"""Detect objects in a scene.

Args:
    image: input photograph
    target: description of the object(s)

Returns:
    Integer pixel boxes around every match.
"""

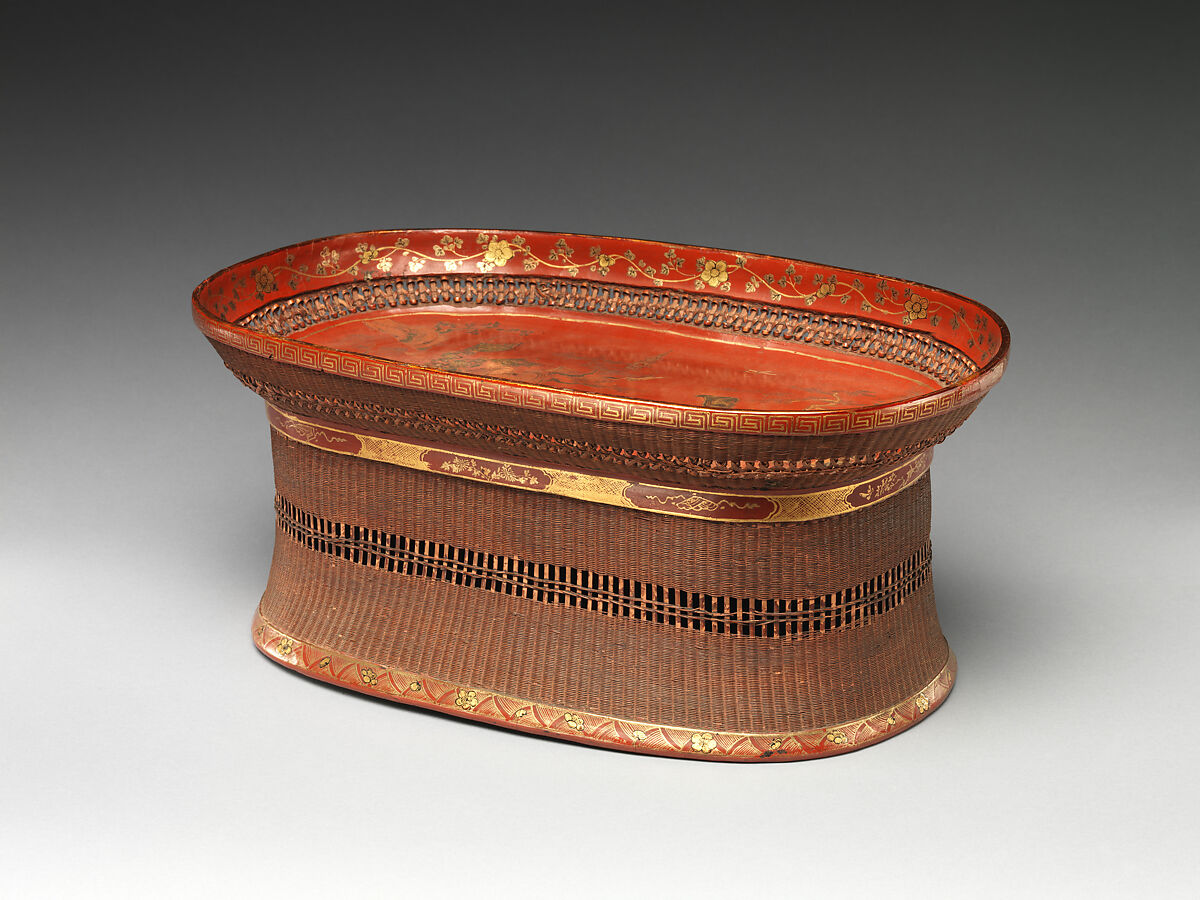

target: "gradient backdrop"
[3,4,1197,897]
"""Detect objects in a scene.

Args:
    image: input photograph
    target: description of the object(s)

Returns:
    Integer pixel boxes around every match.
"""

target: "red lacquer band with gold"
[194,229,1008,438]
[255,611,955,762]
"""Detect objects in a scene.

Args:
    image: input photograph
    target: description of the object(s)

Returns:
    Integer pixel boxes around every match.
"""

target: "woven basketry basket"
[193,229,1008,761]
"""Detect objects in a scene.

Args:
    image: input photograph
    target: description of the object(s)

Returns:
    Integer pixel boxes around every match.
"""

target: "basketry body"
[194,229,1008,760]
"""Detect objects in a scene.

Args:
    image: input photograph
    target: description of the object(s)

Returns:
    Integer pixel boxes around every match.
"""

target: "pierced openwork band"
[266,404,933,524]
[275,494,932,638]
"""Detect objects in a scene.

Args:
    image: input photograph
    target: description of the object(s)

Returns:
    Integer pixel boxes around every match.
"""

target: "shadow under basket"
[193,228,1008,761]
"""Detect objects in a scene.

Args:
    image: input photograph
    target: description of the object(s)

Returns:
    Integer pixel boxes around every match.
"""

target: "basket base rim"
[252,606,956,762]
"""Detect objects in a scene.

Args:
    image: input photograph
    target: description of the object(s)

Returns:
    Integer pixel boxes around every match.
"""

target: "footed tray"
[193,229,1008,761]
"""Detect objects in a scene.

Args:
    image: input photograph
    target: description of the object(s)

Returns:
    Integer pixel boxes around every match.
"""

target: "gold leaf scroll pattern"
[639,493,761,514]
[238,232,994,355]
[435,455,544,487]
[255,612,955,761]
[266,405,935,525]
[285,421,355,447]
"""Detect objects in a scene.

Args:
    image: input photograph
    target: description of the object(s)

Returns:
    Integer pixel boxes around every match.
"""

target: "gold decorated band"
[266,404,932,524]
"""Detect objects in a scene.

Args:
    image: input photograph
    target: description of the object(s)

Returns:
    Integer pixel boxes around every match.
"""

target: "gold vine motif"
[639,493,760,513]
[435,455,543,487]
[238,232,996,356]
[286,421,354,446]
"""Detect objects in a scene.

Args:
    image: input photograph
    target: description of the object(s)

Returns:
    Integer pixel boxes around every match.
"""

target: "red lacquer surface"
[193,229,1010,435]
[293,306,943,411]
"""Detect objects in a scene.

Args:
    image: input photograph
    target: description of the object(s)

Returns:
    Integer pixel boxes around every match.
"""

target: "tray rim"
[193,228,1010,436]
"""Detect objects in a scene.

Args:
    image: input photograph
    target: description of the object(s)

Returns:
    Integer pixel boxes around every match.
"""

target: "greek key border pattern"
[235,371,966,481]
[200,313,1004,436]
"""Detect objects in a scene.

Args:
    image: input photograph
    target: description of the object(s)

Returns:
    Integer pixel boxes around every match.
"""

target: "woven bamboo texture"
[259,430,946,739]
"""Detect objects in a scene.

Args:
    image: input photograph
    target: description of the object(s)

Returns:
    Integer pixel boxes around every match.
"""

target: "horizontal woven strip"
[276,496,931,638]
[266,404,935,523]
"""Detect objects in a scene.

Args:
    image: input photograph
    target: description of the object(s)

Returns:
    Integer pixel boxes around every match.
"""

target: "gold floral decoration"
[225,230,999,367]
[482,238,515,270]
[315,246,340,275]
[253,266,276,295]
[698,258,729,288]
[903,295,928,323]
[252,612,957,762]
[590,247,617,275]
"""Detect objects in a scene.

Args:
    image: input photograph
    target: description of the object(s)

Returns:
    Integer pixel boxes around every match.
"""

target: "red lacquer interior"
[193,229,1008,421]
[293,306,943,412]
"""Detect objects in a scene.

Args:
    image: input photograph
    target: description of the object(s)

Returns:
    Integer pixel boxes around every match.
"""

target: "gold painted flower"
[360,667,378,686]
[768,738,782,752]
[318,656,331,669]
[631,730,647,743]
[408,258,425,273]
[591,251,617,275]
[409,681,421,691]
[276,638,294,656]
[691,732,718,754]
[886,711,898,726]
[699,259,729,287]
[483,239,515,268]
[915,694,930,713]
[904,296,929,321]
[316,247,340,275]
[514,708,528,719]
[376,256,393,273]
[356,242,380,264]
[253,266,276,294]
[826,730,847,745]
[455,688,479,711]
[564,712,585,732]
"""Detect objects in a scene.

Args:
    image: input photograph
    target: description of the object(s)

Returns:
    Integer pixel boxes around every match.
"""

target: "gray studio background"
[3,5,1197,897]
